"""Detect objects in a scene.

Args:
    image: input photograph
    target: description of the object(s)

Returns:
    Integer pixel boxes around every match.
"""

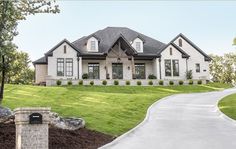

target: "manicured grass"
[218,93,236,120]
[2,83,232,136]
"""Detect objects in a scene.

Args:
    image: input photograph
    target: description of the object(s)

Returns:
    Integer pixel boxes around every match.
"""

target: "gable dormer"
[131,37,144,53]
[86,36,99,52]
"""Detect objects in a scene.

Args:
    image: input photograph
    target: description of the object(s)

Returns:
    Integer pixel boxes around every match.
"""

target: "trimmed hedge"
[102,80,107,85]
[56,80,61,86]
[114,80,119,85]
[137,81,142,86]
[126,80,130,85]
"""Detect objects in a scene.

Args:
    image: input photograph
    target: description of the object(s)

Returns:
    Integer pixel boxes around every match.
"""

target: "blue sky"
[13,1,236,61]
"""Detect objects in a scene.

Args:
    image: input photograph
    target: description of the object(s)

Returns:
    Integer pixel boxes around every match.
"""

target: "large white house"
[33,27,211,85]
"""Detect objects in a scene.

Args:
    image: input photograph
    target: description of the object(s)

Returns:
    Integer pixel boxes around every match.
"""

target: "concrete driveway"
[101,88,236,149]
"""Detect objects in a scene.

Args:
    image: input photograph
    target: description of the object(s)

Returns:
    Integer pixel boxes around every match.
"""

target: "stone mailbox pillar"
[14,107,51,149]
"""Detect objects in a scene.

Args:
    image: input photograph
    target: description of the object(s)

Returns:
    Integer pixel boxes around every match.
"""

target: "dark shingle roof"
[32,56,47,65]
[72,27,166,55]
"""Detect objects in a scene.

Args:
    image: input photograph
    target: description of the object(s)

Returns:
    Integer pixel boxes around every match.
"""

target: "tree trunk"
[0,55,5,104]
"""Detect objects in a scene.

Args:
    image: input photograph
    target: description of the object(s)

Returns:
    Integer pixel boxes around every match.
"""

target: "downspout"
[159,57,162,80]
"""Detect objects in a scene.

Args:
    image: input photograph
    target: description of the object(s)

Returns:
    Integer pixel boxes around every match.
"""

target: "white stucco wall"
[86,37,99,52]
[160,45,187,80]
[173,37,210,80]
[35,64,48,83]
[47,42,79,79]
[131,38,143,53]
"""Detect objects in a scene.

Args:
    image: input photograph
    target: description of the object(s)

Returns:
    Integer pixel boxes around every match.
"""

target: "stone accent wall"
[14,107,50,149]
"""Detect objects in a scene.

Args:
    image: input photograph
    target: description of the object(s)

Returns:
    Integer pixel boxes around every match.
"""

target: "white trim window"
[91,41,96,51]
[136,42,141,52]
[66,58,73,77]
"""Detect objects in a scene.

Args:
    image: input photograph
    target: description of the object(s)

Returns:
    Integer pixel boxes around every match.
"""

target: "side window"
[165,60,172,76]
[179,38,182,47]
[196,63,200,73]
[57,58,64,76]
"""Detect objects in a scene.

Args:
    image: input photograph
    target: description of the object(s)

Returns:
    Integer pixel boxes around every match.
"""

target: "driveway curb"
[215,95,236,126]
[99,94,178,149]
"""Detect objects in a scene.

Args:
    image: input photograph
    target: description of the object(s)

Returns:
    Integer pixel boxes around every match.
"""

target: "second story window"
[64,45,67,53]
[136,42,141,51]
[170,47,172,55]
[91,41,96,51]
[179,38,182,47]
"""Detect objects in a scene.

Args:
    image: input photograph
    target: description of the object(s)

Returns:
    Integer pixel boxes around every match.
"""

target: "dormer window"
[87,36,99,52]
[136,42,141,51]
[132,38,143,53]
[91,41,96,51]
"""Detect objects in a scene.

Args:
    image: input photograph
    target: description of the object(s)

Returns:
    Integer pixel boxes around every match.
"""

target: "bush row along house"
[33,27,211,86]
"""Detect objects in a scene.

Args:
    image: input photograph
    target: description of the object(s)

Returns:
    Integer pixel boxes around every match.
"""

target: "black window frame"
[135,63,146,79]
[65,58,73,77]
[88,63,100,79]
[165,59,172,77]
[172,60,179,76]
[196,63,200,73]
[112,63,123,79]
[57,58,64,76]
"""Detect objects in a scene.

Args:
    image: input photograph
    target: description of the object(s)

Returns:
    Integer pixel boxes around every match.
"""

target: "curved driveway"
[101,88,236,149]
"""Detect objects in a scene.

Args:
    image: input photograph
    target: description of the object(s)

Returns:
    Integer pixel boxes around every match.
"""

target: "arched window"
[179,39,182,47]
[170,47,172,55]
[64,45,67,54]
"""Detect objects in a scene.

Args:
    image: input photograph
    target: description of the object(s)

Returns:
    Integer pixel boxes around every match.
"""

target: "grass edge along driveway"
[218,92,236,121]
[3,83,232,136]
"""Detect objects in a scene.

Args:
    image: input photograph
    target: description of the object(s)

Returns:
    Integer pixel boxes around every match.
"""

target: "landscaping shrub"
[179,80,184,85]
[169,80,174,85]
[197,80,202,85]
[158,80,164,85]
[102,80,107,85]
[82,73,88,79]
[148,80,153,85]
[78,80,83,85]
[186,70,193,80]
[189,80,194,85]
[148,74,157,79]
[126,80,130,85]
[67,80,72,86]
[90,81,94,86]
[114,80,119,85]
[137,81,142,86]
[56,80,61,86]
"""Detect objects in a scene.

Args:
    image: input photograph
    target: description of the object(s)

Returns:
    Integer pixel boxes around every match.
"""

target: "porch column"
[78,57,83,79]
[105,57,109,79]
[131,56,135,79]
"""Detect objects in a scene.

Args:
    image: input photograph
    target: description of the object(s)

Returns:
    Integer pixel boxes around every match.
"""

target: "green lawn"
[218,93,236,120]
[2,83,232,136]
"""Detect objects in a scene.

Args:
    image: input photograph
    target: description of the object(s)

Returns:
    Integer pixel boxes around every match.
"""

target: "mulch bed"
[0,122,114,149]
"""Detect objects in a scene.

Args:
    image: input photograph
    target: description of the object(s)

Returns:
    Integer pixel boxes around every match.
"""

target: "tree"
[209,53,236,83]
[0,0,59,104]
[5,50,34,84]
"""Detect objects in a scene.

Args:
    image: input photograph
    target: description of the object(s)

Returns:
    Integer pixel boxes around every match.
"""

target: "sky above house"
[13,1,236,61]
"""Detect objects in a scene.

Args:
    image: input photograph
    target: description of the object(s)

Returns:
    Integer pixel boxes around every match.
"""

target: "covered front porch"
[80,34,158,80]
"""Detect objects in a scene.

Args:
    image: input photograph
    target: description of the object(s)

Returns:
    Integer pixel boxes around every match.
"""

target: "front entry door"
[112,63,123,79]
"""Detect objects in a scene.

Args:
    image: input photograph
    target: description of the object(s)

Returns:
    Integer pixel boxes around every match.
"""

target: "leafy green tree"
[210,53,236,83]
[0,0,59,104]
[4,50,34,84]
